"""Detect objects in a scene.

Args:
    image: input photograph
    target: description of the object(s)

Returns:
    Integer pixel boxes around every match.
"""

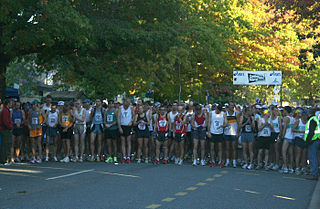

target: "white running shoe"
[247,164,254,170]
[232,160,237,168]
[242,163,248,169]
[200,160,206,166]
[178,159,183,165]
[53,156,58,162]
[192,159,197,166]
[137,159,141,164]
[60,156,70,163]
[145,158,149,164]
[225,160,230,167]
[45,157,49,162]
[272,164,279,171]
[175,158,179,165]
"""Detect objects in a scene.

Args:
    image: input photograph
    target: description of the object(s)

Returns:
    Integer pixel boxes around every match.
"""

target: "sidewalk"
[308,178,320,209]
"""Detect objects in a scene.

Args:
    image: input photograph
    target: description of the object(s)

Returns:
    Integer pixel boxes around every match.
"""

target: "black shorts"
[46,127,58,137]
[194,129,206,140]
[294,137,306,149]
[12,128,24,137]
[60,128,73,139]
[23,128,29,137]
[257,136,271,150]
[210,134,223,143]
[157,131,168,141]
[136,129,150,138]
[105,129,119,140]
[174,133,185,142]
[186,132,193,142]
[121,126,133,137]
[270,132,279,144]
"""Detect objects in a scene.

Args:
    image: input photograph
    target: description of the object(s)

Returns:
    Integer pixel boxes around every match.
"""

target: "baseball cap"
[84,99,91,103]
[262,104,268,109]
[264,110,270,114]
[256,105,262,109]
[31,99,40,105]
[58,101,64,106]
[154,102,160,107]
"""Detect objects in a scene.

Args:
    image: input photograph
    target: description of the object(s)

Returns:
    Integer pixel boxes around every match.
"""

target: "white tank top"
[147,110,153,131]
[294,118,306,139]
[224,111,238,136]
[85,107,92,123]
[272,116,280,133]
[284,116,295,140]
[185,111,194,132]
[169,111,178,131]
[258,118,272,137]
[120,106,132,126]
[210,111,225,134]
[74,108,85,124]
[47,111,58,127]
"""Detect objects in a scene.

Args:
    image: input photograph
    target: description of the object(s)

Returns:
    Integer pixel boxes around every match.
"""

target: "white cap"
[316,111,320,119]
[262,104,268,109]
[58,101,64,106]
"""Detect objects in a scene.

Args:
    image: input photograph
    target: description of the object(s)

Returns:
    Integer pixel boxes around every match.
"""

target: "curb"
[308,178,320,209]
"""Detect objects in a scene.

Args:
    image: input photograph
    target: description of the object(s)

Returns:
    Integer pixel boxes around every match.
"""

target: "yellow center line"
[273,195,296,201]
[221,171,229,174]
[186,186,198,191]
[214,174,222,177]
[162,197,176,202]
[196,182,207,186]
[206,178,215,181]
[175,192,188,196]
[0,168,42,174]
[145,204,162,209]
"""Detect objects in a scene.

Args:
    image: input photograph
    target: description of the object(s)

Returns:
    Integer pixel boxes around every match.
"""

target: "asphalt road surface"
[0,162,317,209]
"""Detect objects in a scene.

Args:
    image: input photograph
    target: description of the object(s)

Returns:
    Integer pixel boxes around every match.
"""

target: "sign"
[233,71,282,85]
[273,86,280,94]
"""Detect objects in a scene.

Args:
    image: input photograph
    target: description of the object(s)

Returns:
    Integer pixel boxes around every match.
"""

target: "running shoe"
[60,156,70,163]
[175,158,179,165]
[264,165,270,171]
[53,156,58,162]
[279,167,289,174]
[79,157,83,163]
[105,157,113,163]
[137,159,141,164]
[295,168,301,175]
[247,164,254,170]
[242,164,248,169]
[113,157,118,165]
[225,160,230,167]
[232,160,237,168]
[15,157,21,163]
[210,161,214,167]
[100,155,105,162]
[289,168,294,174]
[256,164,263,170]
[89,155,95,162]
[4,162,11,166]
[145,158,149,164]
[192,159,197,166]
[267,163,274,170]
[201,160,206,166]
[272,164,280,171]
[121,157,126,163]
[153,159,159,164]
[45,157,49,162]
[96,155,101,162]
[219,161,224,168]
[178,159,183,165]
[126,158,130,164]
[163,159,167,164]
[301,167,308,175]
[36,158,42,163]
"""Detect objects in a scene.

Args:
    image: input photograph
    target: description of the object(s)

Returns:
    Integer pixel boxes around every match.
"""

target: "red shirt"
[175,115,186,134]
[157,114,168,132]
[0,107,13,130]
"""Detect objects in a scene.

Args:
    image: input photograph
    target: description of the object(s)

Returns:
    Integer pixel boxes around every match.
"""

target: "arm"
[258,118,268,132]
[292,120,300,133]
[133,114,138,126]
[154,115,158,133]
[3,109,13,130]
[281,117,289,138]
[191,114,196,129]
[306,120,317,145]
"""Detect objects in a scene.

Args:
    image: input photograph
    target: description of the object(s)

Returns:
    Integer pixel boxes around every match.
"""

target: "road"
[0,161,317,209]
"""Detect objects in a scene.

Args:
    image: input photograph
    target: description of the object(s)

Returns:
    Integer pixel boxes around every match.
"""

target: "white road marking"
[45,169,94,180]
[95,171,140,178]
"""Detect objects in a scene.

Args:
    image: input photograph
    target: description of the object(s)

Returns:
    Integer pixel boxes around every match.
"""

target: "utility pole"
[178,63,181,104]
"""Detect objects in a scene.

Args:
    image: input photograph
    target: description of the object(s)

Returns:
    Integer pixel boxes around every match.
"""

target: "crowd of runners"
[0,94,319,179]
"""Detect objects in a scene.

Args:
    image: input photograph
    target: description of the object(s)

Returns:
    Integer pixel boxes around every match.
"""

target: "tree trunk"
[0,54,10,102]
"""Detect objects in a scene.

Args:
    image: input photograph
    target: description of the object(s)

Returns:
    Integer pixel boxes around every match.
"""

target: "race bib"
[50,118,57,124]
[245,125,252,132]
[62,116,69,123]
[32,117,39,125]
[138,123,146,130]
[14,119,21,124]
[214,121,220,128]
[95,114,102,121]
[159,120,167,127]
[263,128,270,135]
[107,115,113,122]
[176,124,181,130]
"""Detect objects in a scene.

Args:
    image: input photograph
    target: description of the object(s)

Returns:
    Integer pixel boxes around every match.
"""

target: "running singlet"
[258,118,272,137]
[60,112,71,127]
[294,118,306,139]
[224,111,238,136]
[30,110,41,130]
[42,104,51,113]
[120,106,132,126]
[175,115,186,134]
[106,108,117,130]
[85,107,92,123]
[157,115,168,132]
[185,111,194,132]
[74,108,86,125]
[195,113,206,131]
[284,116,295,140]
[12,110,23,128]
[92,108,103,125]
[272,116,280,133]
[137,114,148,131]
[48,111,58,127]
[210,111,224,134]
[169,111,178,130]
[242,116,252,133]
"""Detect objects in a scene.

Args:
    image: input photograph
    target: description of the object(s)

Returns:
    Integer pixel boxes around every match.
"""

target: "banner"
[233,71,282,85]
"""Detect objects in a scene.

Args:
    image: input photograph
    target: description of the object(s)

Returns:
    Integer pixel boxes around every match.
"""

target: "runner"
[292,109,307,175]
[185,101,194,160]
[21,102,31,162]
[73,100,86,162]
[173,104,187,165]
[256,109,273,170]
[134,105,150,163]
[191,104,207,166]
[83,99,92,158]
[280,106,295,174]
[224,102,240,168]
[154,105,169,164]
[28,100,46,163]
[45,103,59,162]
[271,107,282,171]
[118,99,134,163]
[168,102,178,162]
[59,103,74,163]
[239,107,255,170]
[89,98,105,162]
[10,101,25,163]
[104,100,119,164]
[208,104,226,168]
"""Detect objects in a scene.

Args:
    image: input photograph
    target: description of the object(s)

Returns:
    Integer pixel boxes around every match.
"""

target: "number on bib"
[32,117,39,125]
[107,115,113,122]
[245,125,252,132]
[138,123,146,130]
[159,120,166,127]
[50,118,56,124]
[62,116,69,123]
[14,119,21,124]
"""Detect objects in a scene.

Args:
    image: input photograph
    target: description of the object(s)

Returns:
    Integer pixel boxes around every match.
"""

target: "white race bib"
[138,123,146,130]
[14,119,21,124]
[159,120,167,127]
[62,116,69,123]
[107,115,113,122]
[32,117,39,125]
